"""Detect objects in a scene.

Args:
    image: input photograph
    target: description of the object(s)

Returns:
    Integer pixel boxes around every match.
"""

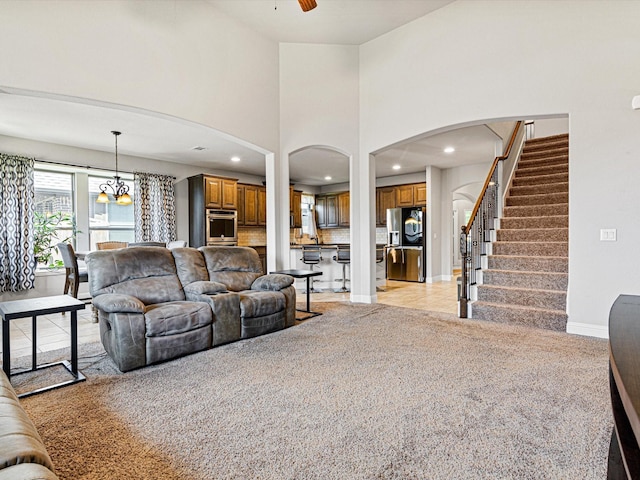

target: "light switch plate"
[600,229,617,241]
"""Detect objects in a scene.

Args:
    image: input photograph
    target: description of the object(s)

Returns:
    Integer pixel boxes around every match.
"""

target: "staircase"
[471,133,569,331]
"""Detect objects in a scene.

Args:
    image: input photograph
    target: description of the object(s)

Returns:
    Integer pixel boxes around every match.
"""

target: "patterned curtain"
[134,172,177,243]
[0,154,36,292]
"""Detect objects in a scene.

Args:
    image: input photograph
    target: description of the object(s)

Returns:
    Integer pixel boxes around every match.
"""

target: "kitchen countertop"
[290,244,387,249]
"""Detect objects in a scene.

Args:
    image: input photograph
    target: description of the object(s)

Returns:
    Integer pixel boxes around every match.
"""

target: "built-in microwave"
[206,210,238,245]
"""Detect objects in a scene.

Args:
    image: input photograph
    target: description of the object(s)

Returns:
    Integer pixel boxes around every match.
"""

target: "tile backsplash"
[238,227,267,246]
[289,227,388,245]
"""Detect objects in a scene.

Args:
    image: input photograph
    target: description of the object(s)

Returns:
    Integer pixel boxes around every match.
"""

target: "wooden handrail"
[464,121,523,233]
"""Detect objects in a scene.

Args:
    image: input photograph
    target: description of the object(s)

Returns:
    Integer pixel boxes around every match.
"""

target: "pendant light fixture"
[96,131,132,205]
[298,0,317,12]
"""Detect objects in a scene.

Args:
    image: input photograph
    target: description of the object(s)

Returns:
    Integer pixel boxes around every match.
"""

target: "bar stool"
[332,244,350,293]
[301,245,323,293]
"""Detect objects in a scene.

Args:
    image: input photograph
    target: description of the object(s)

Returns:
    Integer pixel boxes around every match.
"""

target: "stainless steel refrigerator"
[386,207,425,282]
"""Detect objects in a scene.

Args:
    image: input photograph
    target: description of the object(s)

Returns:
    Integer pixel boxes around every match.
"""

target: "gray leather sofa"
[86,246,295,372]
[0,370,59,480]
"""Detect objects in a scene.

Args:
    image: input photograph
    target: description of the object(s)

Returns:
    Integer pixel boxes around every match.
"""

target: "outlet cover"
[600,229,617,241]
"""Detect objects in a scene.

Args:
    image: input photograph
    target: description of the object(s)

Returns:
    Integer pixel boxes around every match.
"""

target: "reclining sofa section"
[86,246,295,372]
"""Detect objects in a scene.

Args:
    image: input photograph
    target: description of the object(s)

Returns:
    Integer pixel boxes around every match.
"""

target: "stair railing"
[459,121,524,318]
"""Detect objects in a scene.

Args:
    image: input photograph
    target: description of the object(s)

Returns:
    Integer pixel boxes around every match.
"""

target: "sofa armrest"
[92,294,145,314]
[251,274,294,291]
[184,280,228,296]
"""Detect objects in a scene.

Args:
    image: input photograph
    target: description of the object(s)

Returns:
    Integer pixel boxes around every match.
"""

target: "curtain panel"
[134,172,177,243]
[0,154,36,292]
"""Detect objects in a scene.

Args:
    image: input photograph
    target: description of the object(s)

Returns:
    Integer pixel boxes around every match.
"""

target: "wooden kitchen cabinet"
[316,194,339,229]
[188,174,239,247]
[376,187,396,226]
[338,191,350,227]
[395,184,415,207]
[237,185,245,225]
[258,186,267,226]
[243,185,259,226]
[292,190,302,228]
[414,183,427,206]
[236,183,266,227]
[204,175,238,210]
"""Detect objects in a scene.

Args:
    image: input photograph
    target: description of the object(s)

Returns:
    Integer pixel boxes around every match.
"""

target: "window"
[33,170,75,267]
[88,175,135,249]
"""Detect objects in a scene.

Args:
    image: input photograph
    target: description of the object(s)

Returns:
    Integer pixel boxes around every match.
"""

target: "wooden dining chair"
[96,241,128,250]
[128,241,166,247]
[56,243,88,298]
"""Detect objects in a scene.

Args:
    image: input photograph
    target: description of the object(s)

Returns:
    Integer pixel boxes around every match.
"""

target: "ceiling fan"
[298,0,317,12]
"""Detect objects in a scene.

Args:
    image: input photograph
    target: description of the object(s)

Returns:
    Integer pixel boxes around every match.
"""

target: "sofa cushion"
[183,281,228,296]
[171,248,209,286]
[238,290,285,318]
[144,301,212,337]
[87,247,185,304]
[208,271,262,292]
[0,372,55,475]
[199,246,263,291]
[252,274,294,291]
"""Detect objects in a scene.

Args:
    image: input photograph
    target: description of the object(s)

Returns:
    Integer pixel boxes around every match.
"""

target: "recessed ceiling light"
[392,164,401,170]
[231,156,241,162]
[444,146,455,154]
[324,176,332,181]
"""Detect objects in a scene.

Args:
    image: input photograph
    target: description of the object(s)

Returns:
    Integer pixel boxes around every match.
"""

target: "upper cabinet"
[376,183,426,226]
[291,190,302,228]
[237,183,266,227]
[203,175,238,210]
[316,192,349,229]
[376,187,396,226]
[338,192,350,227]
[316,194,339,229]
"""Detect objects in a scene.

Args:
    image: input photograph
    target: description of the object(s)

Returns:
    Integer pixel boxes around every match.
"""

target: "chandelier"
[96,131,132,205]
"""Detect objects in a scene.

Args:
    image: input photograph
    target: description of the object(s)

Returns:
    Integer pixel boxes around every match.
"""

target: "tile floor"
[1,277,459,362]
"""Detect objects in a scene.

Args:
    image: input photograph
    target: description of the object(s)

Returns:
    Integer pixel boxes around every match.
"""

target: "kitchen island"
[290,244,386,292]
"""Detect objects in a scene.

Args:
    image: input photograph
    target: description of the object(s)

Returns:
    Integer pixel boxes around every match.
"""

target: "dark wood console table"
[608,295,640,479]
[0,295,86,398]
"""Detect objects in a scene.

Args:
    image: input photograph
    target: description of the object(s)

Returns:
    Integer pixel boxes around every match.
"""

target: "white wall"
[279,43,360,269]
[0,0,280,153]
[359,0,640,335]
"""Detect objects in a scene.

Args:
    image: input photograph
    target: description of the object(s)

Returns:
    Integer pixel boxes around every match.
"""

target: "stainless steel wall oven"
[206,209,238,245]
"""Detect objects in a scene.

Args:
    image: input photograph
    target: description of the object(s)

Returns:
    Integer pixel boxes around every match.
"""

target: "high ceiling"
[206,0,455,45]
[0,0,505,188]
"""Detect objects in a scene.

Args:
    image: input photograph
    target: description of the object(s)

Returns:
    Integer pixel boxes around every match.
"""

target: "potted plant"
[33,211,79,268]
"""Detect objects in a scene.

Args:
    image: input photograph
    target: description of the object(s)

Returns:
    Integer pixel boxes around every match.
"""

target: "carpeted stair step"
[509,182,568,197]
[518,154,568,169]
[482,269,568,290]
[521,134,568,150]
[488,255,568,273]
[471,301,568,332]
[505,192,568,207]
[512,172,568,187]
[515,163,568,177]
[500,215,568,229]
[492,241,567,257]
[503,204,568,218]
[497,227,567,242]
[520,147,568,161]
[476,284,567,310]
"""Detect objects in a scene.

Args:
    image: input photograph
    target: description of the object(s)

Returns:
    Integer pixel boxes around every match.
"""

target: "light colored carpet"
[17,302,611,479]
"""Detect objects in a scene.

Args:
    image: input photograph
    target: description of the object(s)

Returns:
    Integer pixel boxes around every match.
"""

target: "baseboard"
[566,321,609,339]
[350,294,377,304]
